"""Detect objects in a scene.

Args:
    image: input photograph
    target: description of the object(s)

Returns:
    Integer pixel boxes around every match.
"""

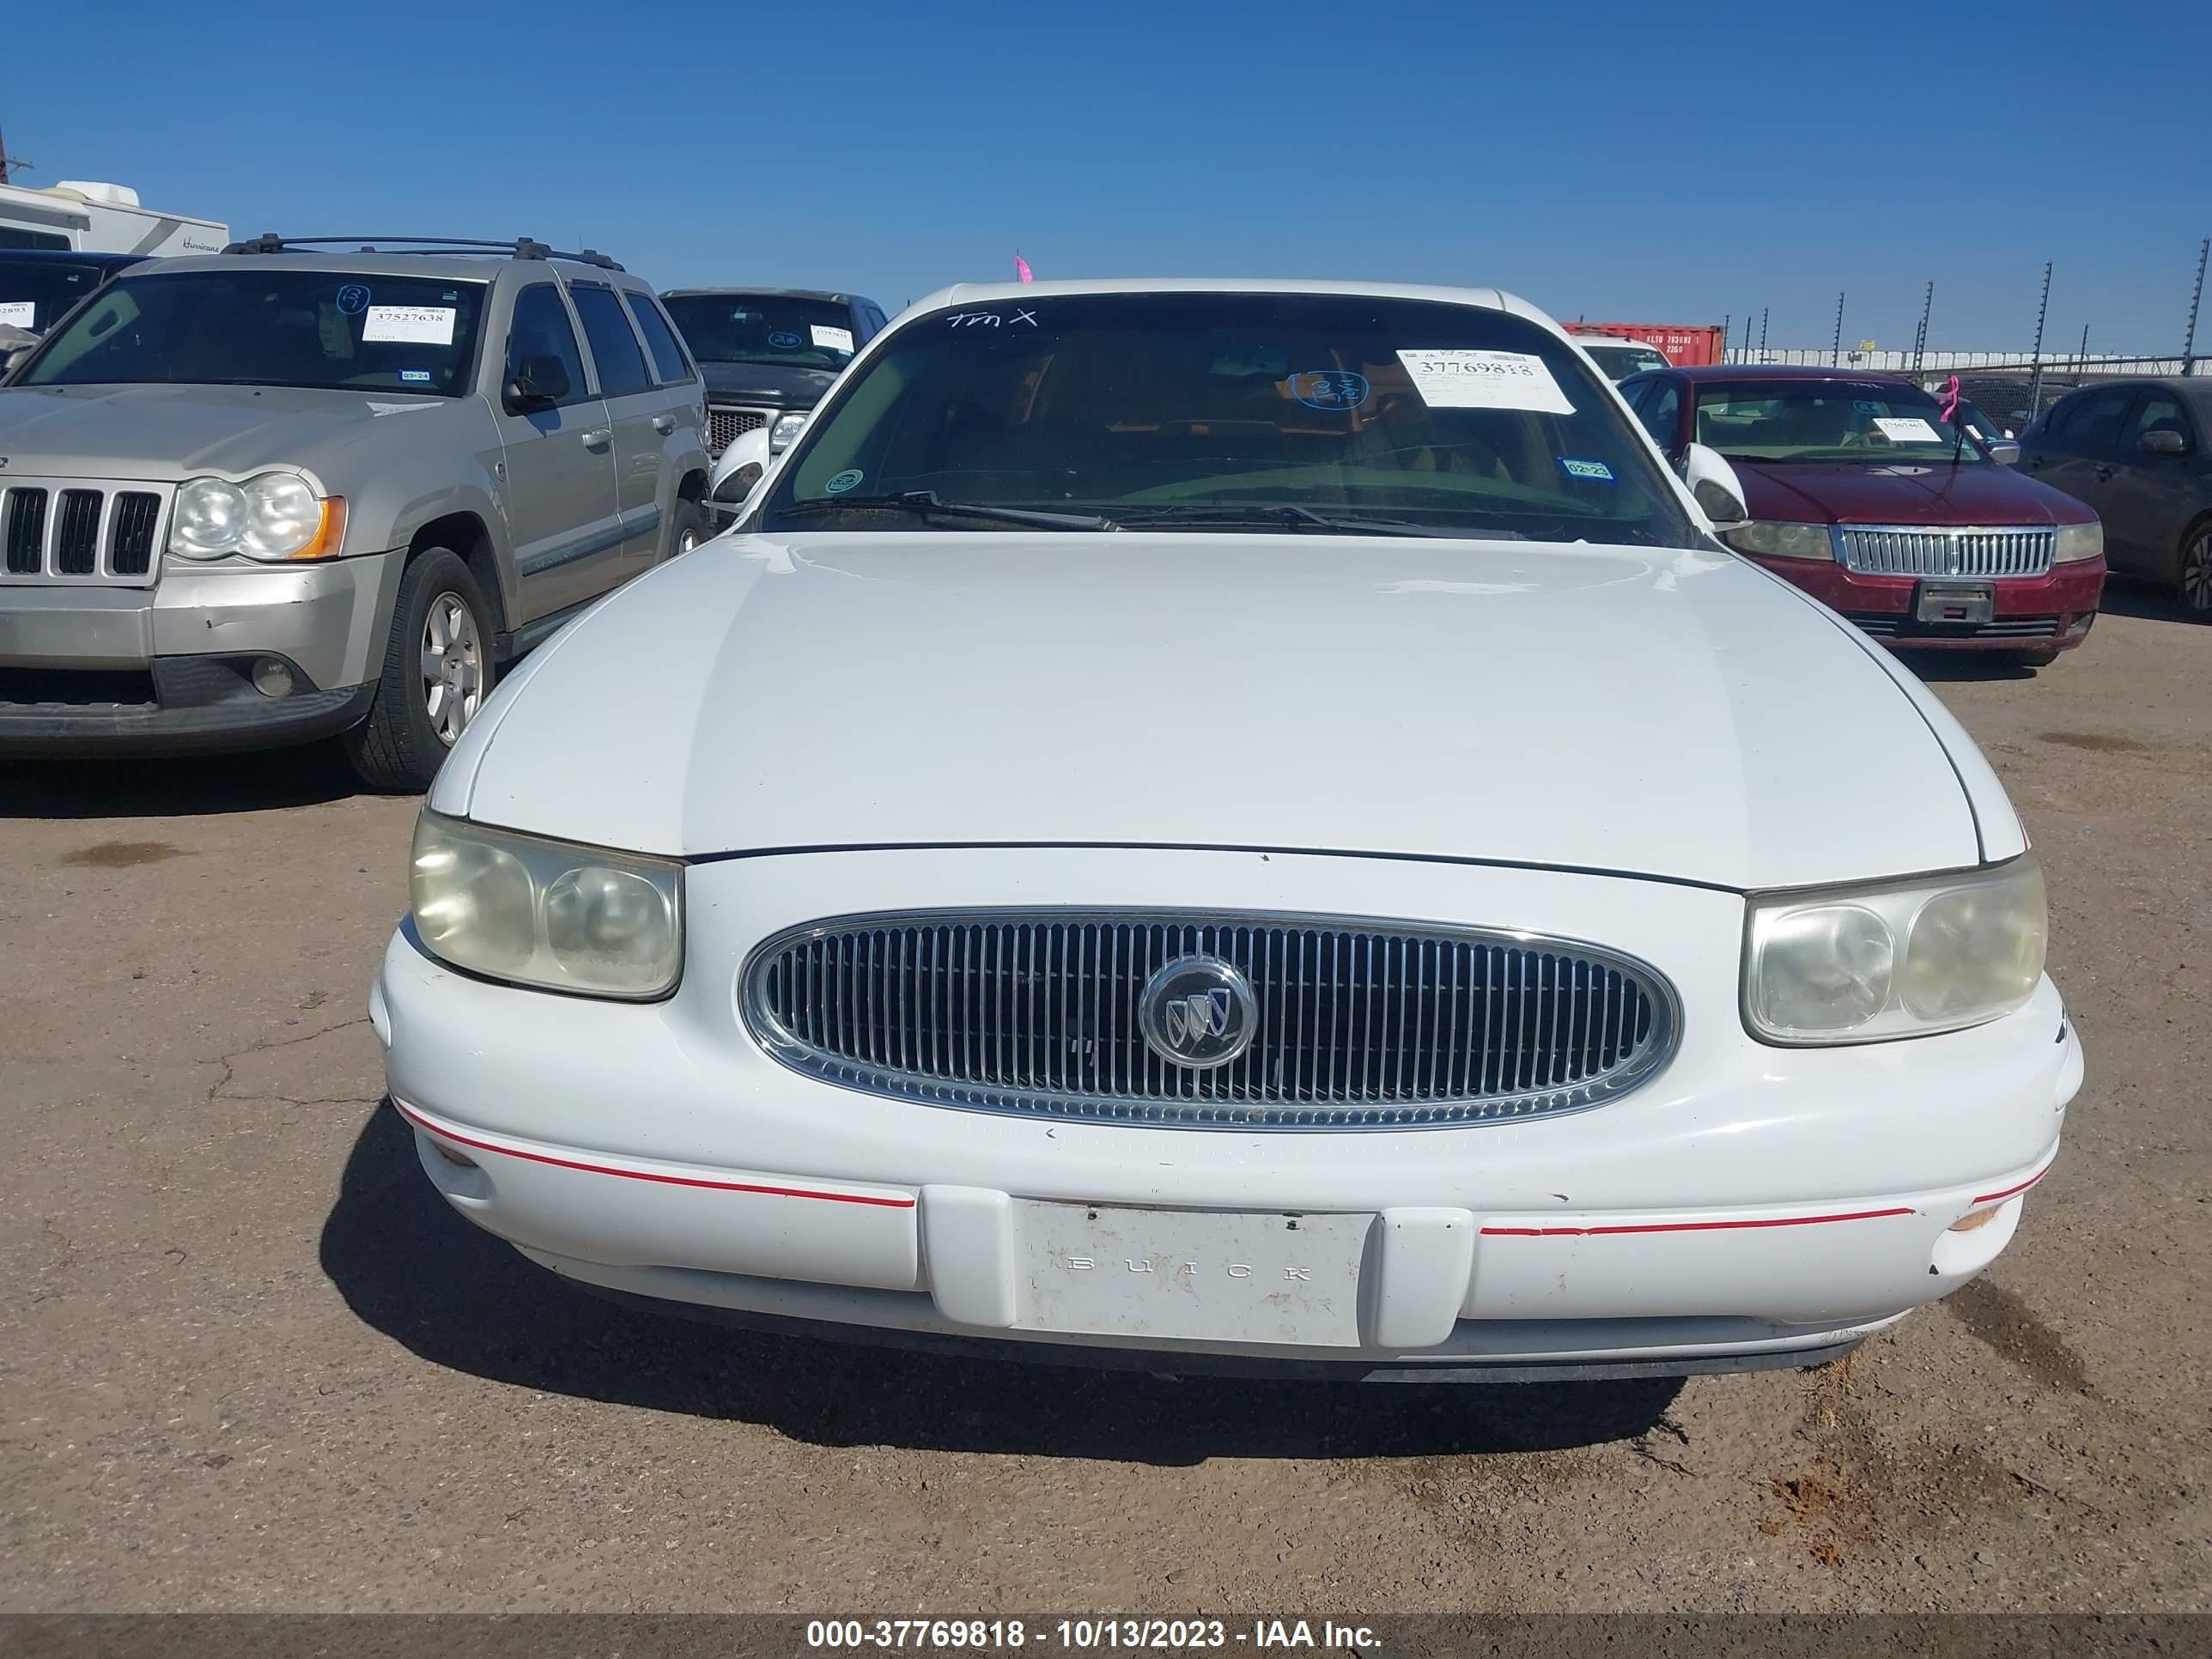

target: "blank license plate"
[1917,580,1994,624]
[1016,1202,1371,1347]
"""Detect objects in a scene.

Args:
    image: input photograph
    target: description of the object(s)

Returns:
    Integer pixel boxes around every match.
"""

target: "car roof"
[907,276,1536,325]
[0,248,148,269]
[2050,376,2212,408]
[123,251,651,286]
[662,287,872,307]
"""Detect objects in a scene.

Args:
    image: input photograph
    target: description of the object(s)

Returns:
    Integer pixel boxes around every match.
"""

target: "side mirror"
[0,343,32,380]
[2139,428,2188,456]
[1680,441,1751,529]
[709,426,772,517]
[502,353,570,415]
[1986,439,2023,465]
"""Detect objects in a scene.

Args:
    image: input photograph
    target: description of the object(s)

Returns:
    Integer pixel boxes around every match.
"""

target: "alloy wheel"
[420,592,483,746]
[2183,529,2212,616]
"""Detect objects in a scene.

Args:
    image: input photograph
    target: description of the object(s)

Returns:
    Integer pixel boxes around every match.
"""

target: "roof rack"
[220,235,624,271]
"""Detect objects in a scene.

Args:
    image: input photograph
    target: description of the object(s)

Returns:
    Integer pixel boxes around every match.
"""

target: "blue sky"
[9,0,2208,351]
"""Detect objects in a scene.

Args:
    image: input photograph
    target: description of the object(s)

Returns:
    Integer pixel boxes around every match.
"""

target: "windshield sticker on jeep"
[824,469,864,494]
[399,368,432,383]
[1873,416,1942,444]
[1396,349,1575,415]
[336,284,371,315]
[768,330,803,349]
[810,325,856,354]
[1290,370,1370,410]
[1559,457,1616,483]
[362,305,457,345]
[0,301,33,328]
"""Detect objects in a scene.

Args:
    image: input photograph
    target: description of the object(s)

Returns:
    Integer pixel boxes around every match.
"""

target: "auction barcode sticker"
[362,305,457,345]
[1397,349,1574,414]
[1873,416,1942,444]
[0,301,34,328]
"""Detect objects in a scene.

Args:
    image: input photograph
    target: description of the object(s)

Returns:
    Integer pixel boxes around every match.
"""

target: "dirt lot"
[3,592,2206,1616]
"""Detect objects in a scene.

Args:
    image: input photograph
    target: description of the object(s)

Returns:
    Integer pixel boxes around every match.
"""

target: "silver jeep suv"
[0,236,711,789]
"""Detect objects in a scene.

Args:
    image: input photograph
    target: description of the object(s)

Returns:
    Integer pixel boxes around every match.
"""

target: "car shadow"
[0,740,370,819]
[320,1104,1684,1462]
[2096,580,2199,624]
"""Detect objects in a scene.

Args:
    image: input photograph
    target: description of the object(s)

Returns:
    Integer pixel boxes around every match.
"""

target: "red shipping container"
[1566,322,1728,367]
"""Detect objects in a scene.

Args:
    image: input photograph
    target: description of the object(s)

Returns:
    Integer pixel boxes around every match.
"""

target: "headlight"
[167,471,345,562]
[1719,520,1834,560]
[410,811,683,1000]
[2054,520,2103,562]
[769,411,808,454]
[1744,857,2045,1044]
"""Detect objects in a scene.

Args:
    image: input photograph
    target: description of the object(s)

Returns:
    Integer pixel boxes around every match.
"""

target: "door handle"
[652,414,677,434]
[580,428,612,450]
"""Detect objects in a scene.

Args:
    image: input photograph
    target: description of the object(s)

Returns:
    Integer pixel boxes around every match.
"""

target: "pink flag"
[1940,374,1960,423]
[1014,253,1034,283]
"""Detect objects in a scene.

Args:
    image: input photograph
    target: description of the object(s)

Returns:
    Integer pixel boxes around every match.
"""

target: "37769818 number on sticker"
[1396,347,1574,415]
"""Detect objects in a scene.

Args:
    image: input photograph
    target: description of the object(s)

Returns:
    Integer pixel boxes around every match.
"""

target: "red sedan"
[1620,366,2106,664]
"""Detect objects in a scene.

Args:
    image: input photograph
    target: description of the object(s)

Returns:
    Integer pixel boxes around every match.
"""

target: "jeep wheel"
[344,548,497,793]
[666,497,709,561]
[2179,521,2212,620]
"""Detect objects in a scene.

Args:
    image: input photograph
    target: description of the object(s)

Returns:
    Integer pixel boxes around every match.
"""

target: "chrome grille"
[706,404,772,458]
[745,911,1678,1130]
[1837,525,2055,578]
[0,478,169,586]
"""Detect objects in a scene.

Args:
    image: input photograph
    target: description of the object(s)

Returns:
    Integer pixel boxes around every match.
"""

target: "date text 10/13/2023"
[805,1619,1382,1650]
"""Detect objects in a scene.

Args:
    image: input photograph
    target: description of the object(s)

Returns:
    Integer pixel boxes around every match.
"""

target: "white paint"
[1396,348,1574,413]
[362,305,455,345]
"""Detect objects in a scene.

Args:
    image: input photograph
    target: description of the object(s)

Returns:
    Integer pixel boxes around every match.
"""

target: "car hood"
[699,361,838,410]
[452,533,1991,890]
[1733,459,2094,526]
[0,382,447,482]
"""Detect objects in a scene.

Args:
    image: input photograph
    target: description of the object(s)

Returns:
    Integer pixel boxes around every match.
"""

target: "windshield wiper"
[1119,503,1514,539]
[776,491,1117,532]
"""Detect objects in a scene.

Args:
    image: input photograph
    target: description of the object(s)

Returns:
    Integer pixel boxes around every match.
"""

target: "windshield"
[1583,343,1668,380]
[17,270,488,395]
[0,259,118,335]
[1694,380,1987,465]
[757,292,1700,547]
[661,294,857,368]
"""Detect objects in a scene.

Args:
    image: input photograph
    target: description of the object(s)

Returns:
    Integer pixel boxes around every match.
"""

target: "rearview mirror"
[502,353,570,415]
[2139,428,2188,456]
[1986,439,2022,465]
[1680,442,1751,529]
[709,426,772,518]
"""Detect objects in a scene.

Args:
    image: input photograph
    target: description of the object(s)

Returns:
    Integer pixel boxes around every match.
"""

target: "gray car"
[0,236,713,787]
[2021,377,2212,619]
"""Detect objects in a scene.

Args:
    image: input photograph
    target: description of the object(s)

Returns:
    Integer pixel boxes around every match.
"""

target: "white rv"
[0,180,227,257]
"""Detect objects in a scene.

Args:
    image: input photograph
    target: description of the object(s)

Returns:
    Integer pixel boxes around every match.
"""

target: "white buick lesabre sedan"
[374,279,2081,1382]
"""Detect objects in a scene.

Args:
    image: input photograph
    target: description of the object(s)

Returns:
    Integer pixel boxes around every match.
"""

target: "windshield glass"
[757,292,1700,547]
[1583,343,1668,380]
[0,259,118,335]
[17,270,488,395]
[1694,380,1986,464]
[661,294,857,368]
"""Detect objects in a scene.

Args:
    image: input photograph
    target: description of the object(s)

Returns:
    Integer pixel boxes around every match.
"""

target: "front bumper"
[0,553,397,755]
[1747,553,2106,652]
[373,848,2083,1373]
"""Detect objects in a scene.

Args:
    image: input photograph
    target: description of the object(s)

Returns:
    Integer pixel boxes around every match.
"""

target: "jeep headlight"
[1719,520,1834,560]
[410,811,683,1000]
[1743,856,2045,1044]
[169,471,345,561]
[2054,521,2102,562]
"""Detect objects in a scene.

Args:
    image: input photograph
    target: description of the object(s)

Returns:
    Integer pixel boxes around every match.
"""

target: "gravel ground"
[2,589,2205,1615]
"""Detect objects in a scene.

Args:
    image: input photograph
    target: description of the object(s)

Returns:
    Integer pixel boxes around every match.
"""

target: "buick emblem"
[1138,954,1258,1070]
